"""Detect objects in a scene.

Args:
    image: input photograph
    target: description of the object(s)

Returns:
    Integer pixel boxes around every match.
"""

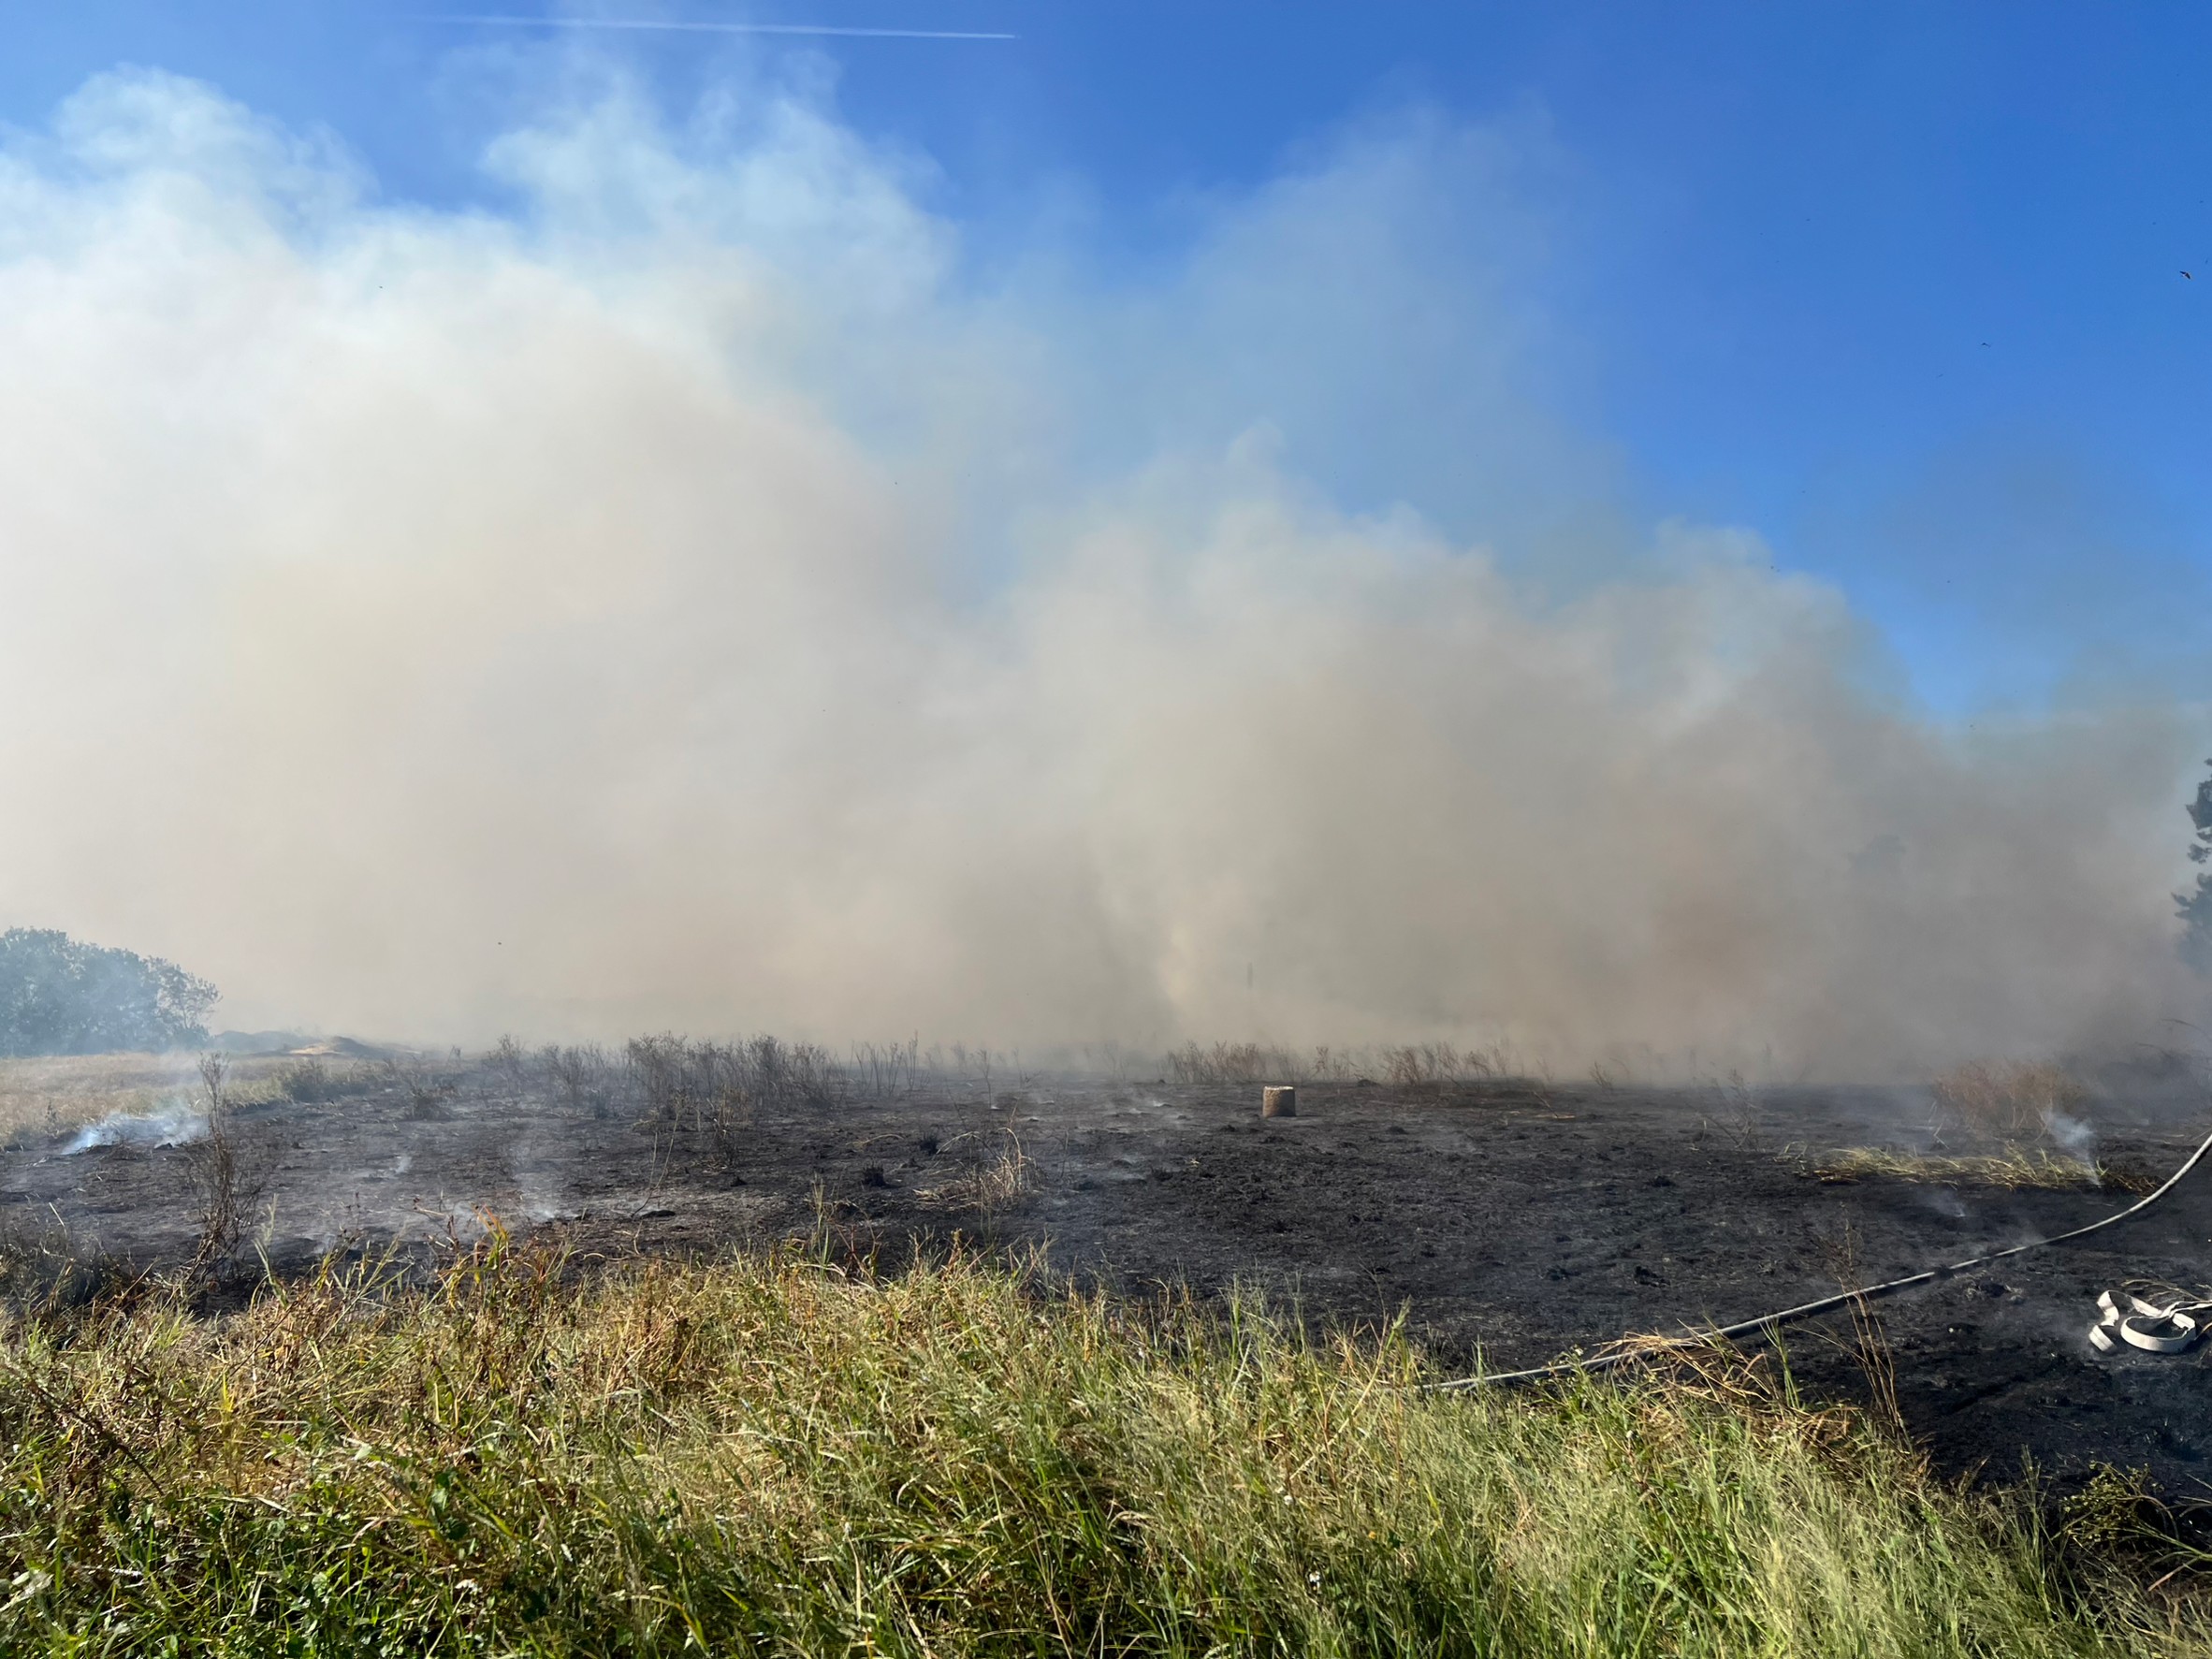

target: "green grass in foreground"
[0,1231,2203,1657]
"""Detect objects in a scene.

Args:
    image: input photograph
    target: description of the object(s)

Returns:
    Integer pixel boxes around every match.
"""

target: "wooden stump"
[1261,1084,1297,1119]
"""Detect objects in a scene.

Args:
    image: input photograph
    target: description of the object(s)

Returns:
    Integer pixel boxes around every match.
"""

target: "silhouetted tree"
[0,928,218,1055]
[2183,760,2212,975]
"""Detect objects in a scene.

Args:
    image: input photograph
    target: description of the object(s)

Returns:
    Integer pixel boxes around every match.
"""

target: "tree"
[0,928,219,1055]
[2183,760,2212,975]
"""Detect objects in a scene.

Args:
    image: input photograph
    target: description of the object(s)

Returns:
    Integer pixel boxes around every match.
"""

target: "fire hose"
[1429,1120,2212,1392]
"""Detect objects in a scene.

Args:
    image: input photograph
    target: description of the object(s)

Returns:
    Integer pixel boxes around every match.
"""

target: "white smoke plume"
[0,64,2199,1074]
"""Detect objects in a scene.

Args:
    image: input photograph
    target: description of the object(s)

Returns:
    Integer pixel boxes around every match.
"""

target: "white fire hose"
[2089,1289,2212,1355]
[1430,1120,2212,1392]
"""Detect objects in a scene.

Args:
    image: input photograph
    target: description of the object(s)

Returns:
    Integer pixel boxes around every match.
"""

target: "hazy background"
[0,14,2205,1073]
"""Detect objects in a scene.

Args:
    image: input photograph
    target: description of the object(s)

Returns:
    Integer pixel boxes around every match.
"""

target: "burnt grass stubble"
[6,1058,2212,1517]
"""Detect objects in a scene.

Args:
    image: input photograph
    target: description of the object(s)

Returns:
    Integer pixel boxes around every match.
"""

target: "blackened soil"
[8,1070,2212,1505]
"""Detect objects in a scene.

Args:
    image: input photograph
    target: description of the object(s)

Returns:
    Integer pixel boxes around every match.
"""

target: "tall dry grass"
[1164,1041,1513,1087]
[1933,1060,2094,1144]
[0,1234,2203,1655]
[0,1051,320,1148]
[0,1053,215,1144]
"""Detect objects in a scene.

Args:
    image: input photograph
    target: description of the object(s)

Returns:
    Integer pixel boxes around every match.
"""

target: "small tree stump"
[1261,1084,1296,1119]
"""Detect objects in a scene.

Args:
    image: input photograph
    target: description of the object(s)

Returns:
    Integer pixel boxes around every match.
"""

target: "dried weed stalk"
[182,1053,264,1288]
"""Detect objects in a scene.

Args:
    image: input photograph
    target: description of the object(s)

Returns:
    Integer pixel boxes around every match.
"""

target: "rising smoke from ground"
[0,64,2200,1075]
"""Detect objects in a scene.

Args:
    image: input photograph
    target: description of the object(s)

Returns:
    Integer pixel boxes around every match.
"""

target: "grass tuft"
[914,1138,1037,1217]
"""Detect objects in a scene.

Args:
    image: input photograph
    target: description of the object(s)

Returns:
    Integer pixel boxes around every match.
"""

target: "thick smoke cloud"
[0,65,2198,1074]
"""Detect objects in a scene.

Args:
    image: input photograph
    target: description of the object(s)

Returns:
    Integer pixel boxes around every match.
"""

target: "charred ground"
[6,1053,2210,1507]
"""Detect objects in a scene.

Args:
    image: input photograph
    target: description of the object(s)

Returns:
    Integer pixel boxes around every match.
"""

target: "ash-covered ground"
[7,1055,2211,1505]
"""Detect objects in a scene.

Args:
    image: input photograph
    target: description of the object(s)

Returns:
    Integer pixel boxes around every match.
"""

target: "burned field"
[6,1049,2211,1503]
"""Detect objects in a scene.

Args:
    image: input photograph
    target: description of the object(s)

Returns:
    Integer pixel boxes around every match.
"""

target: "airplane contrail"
[419,14,1018,40]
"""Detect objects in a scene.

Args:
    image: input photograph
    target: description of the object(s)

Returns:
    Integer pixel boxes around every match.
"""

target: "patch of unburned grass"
[0,1053,197,1144]
[0,1052,305,1147]
[1797,1145,2160,1194]
[1934,1060,2094,1142]
[0,1053,178,1143]
[0,1233,2204,1655]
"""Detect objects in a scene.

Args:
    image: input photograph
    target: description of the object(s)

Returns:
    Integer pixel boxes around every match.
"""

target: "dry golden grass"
[0,1052,288,1145]
[1933,1060,2092,1142]
[0,1053,197,1143]
[1801,1145,2157,1193]
[915,1138,1038,1215]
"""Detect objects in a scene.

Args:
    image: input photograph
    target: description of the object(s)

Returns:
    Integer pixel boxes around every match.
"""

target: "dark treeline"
[0,928,218,1056]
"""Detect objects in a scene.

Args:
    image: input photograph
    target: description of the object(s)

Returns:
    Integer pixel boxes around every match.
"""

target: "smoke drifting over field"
[0,65,2199,1072]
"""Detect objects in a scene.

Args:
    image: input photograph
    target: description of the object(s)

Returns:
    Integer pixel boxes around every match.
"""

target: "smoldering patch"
[62,1098,207,1155]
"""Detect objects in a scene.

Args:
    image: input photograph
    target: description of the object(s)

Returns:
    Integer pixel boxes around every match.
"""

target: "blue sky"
[6,1,2209,714]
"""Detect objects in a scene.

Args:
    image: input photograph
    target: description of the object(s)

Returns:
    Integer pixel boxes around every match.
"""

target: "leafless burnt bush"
[949,1042,998,1098]
[627,1035,747,1166]
[272,1057,374,1105]
[625,1034,843,1175]
[380,1055,457,1120]
[489,1033,531,1096]
[627,1034,688,1124]
[1086,1039,1131,1083]
[1381,1042,1502,1088]
[738,1035,838,1112]
[543,1043,617,1118]
[1307,1045,1355,1082]
[1389,1040,1442,1092]
[1710,1069,1764,1151]
[1166,1040,1510,1089]
[850,1037,921,1099]
[644,1034,837,1116]
[1166,1041,1299,1085]
[182,1054,267,1288]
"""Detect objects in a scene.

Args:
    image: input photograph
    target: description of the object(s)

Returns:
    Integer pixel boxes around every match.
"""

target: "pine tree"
[2182,760,2212,974]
